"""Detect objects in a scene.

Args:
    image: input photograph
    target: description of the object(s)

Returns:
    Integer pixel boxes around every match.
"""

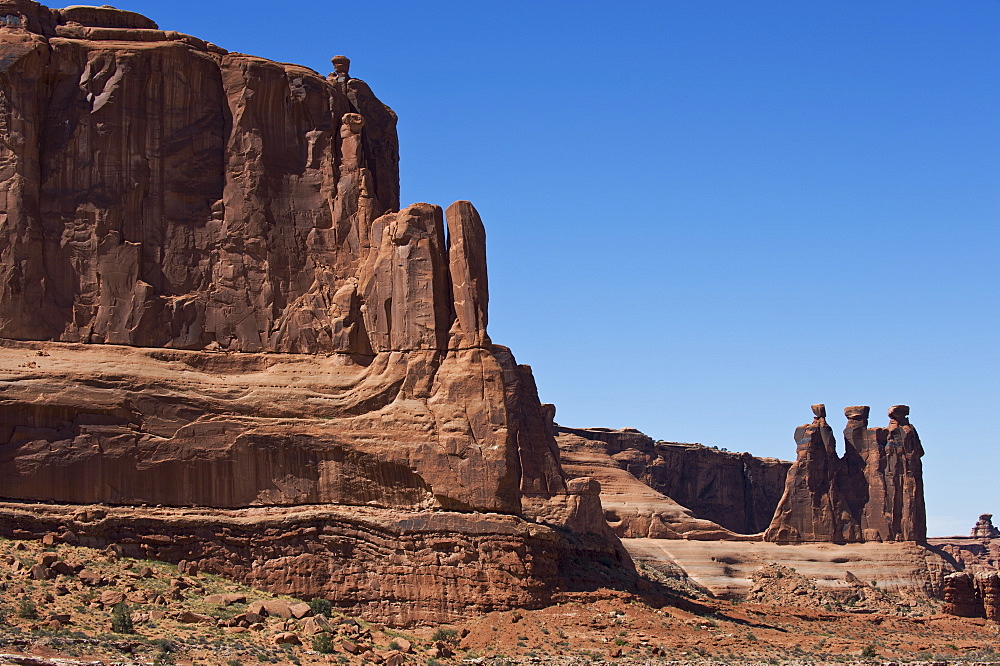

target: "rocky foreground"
[0,536,999,666]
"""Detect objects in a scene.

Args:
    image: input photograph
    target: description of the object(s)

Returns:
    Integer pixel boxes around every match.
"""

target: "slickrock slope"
[0,1,631,623]
[765,404,926,544]
[625,539,951,601]
[554,424,789,536]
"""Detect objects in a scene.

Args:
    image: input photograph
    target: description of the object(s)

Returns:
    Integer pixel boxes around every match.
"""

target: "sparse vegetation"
[16,598,37,620]
[430,627,458,643]
[311,632,335,653]
[308,597,333,618]
[110,601,135,633]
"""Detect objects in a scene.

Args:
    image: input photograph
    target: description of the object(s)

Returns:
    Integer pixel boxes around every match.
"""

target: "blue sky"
[118,1,998,536]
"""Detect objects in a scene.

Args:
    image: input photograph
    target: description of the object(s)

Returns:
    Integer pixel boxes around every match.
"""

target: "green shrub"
[860,643,878,658]
[312,633,335,654]
[16,599,37,620]
[308,597,333,618]
[110,602,134,634]
[431,627,458,643]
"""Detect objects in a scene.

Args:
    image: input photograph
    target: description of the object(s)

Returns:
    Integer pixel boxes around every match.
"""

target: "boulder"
[176,611,214,624]
[943,572,983,618]
[300,615,335,635]
[272,631,301,645]
[100,590,126,606]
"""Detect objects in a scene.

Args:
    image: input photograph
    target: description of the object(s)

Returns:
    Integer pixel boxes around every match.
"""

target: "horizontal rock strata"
[555,424,789,537]
[625,538,951,601]
[0,501,634,626]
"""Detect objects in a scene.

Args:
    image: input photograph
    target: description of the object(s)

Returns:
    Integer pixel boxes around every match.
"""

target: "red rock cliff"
[0,0,607,525]
[0,1,634,624]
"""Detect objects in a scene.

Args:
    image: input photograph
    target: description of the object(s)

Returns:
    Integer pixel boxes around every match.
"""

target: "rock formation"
[971,514,999,539]
[554,424,789,535]
[940,571,1000,622]
[884,405,927,542]
[765,405,859,543]
[0,1,631,623]
[943,572,983,618]
[0,501,635,626]
[978,572,1000,622]
[765,404,926,543]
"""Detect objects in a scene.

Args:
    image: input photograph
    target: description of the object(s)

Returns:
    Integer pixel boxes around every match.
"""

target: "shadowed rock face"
[0,1,626,600]
[765,404,926,544]
[554,425,789,536]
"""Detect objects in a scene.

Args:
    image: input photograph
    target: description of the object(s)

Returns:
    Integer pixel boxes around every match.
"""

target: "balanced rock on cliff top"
[972,514,1000,539]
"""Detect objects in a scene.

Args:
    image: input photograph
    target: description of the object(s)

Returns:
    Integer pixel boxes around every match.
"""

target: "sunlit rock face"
[0,2,632,623]
[765,404,926,544]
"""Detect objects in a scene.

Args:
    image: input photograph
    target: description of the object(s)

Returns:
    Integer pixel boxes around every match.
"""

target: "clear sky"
[115,1,997,537]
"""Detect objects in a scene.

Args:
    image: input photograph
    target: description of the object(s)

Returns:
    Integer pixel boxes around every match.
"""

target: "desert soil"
[0,538,997,666]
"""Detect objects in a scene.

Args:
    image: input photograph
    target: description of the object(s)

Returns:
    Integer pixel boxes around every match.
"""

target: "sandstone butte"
[0,0,631,626]
[0,1,994,629]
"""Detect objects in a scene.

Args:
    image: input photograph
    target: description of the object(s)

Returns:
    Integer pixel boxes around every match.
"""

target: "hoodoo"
[765,404,926,543]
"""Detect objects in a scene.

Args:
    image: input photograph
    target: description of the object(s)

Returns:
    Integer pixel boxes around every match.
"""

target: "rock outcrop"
[555,426,749,541]
[943,572,983,618]
[765,405,926,544]
[972,514,999,539]
[0,1,630,622]
[0,501,634,626]
[554,424,789,535]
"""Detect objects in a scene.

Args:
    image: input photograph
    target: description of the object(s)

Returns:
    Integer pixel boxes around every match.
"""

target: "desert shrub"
[308,597,333,618]
[110,602,134,634]
[431,627,458,643]
[312,633,335,654]
[16,599,37,620]
[860,643,878,658]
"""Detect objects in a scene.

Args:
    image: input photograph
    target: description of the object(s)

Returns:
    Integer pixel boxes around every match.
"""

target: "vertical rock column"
[445,201,490,349]
[764,404,857,543]
[886,405,926,542]
[976,572,1000,622]
[840,406,871,535]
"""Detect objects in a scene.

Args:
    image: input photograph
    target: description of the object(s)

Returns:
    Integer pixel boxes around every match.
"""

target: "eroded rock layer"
[0,501,634,626]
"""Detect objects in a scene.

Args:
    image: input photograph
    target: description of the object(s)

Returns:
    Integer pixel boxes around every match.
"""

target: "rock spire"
[765,404,926,543]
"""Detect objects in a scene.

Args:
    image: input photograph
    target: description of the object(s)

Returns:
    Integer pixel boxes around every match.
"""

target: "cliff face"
[554,425,789,536]
[0,2,630,621]
[0,1,401,352]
